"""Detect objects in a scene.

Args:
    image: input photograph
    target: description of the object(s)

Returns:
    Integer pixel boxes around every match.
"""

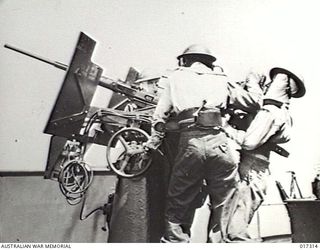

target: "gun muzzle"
[4,44,68,71]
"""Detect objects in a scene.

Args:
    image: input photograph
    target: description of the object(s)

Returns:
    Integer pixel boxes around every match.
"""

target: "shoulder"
[261,104,291,124]
[261,105,279,114]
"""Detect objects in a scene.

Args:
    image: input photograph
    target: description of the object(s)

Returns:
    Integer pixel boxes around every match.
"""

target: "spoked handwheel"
[106,127,152,178]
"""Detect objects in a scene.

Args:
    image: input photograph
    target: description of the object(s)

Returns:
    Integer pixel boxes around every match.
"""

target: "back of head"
[177,44,216,69]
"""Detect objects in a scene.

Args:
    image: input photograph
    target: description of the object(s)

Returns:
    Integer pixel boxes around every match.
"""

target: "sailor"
[144,44,261,242]
[133,68,161,95]
[222,67,306,242]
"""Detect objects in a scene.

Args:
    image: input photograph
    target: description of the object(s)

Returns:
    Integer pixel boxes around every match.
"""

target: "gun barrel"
[4,43,158,105]
[4,44,68,71]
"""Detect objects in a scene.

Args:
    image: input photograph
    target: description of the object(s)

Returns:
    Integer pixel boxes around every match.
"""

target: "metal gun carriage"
[4,33,161,201]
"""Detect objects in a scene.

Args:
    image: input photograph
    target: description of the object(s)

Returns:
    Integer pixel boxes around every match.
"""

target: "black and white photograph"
[0,0,320,246]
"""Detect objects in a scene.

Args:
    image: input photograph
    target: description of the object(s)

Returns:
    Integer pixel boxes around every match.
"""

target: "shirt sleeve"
[152,76,173,124]
[146,77,173,150]
[224,108,277,150]
[225,105,292,150]
[267,109,292,144]
[223,123,246,146]
[241,108,281,150]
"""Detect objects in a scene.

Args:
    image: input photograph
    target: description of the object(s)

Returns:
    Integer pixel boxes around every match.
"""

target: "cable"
[79,192,103,221]
[58,158,112,231]
[79,190,116,235]
[58,160,93,205]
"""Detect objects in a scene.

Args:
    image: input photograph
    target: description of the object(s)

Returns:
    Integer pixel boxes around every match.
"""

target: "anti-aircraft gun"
[4,33,175,242]
[4,32,161,189]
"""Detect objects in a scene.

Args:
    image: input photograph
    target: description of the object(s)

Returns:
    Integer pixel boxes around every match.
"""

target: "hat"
[177,44,216,63]
[134,69,161,84]
[269,67,306,98]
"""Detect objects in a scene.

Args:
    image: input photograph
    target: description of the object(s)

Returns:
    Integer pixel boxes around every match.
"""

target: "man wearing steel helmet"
[144,44,262,243]
[222,67,306,242]
[133,68,161,95]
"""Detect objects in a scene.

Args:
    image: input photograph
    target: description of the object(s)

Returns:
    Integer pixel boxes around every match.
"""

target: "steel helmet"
[269,67,306,98]
[177,44,216,63]
[134,69,161,84]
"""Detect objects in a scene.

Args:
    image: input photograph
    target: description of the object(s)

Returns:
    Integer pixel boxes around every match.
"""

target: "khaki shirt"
[153,63,262,124]
[224,104,292,150]
[147,63,262,149]
[224,74,293,151]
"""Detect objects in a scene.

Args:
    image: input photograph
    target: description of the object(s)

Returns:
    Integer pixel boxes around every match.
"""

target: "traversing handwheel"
[106,127,152,178]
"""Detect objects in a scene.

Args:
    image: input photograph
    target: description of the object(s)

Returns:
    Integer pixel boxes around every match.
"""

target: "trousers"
[221,151,270,242]
[161,129,239,243]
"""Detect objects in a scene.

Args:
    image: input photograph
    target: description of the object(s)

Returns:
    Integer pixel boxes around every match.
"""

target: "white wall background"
[1,0,320,198]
